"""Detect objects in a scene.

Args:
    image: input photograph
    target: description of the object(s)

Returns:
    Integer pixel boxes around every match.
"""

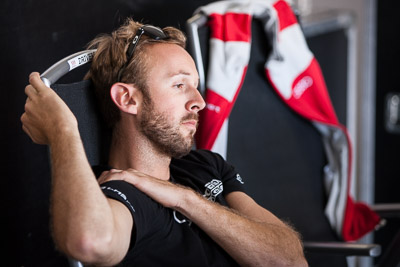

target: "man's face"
[140,98,198,158]
[138,43,205,158]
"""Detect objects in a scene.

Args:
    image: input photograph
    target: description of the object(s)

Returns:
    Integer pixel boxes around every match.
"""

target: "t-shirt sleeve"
[101,181,138,215]
[100,180,164,247]
[199,150,246,195]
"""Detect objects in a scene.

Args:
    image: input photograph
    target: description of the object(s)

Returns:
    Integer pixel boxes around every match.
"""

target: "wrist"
[176,188,205,218]
[48,122,80,147]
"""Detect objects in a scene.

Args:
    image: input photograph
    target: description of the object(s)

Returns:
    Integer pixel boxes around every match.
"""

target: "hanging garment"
[194,0,380,241]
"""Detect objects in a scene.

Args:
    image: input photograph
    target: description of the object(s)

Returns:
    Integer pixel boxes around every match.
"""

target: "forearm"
[178,191,307,266]
[49,128,116,262]
[21,72,127,264]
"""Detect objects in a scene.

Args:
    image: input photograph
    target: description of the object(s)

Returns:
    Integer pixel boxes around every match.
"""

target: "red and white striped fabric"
[194,0,380,241]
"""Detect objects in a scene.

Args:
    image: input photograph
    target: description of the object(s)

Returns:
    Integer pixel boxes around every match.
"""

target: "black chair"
[186,10,387,267]
[41,50,110,168]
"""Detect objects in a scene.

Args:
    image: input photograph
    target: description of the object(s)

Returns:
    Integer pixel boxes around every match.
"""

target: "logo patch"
[173,210,192,226]
[236,174,244,184]
[204,179,223,201]
[293,76,313,99]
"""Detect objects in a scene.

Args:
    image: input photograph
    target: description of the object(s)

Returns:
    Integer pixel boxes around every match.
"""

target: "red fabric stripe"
[339,124,381,241]
[342,196,381,241]
[208,13,252,42]
[268,56,381,240]
[196,66,248,149]
[273,0,298,31]
[266,58,339,125]
[196,91,230,150]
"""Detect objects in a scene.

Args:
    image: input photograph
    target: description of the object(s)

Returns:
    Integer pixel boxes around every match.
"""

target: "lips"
[181,113,199,130]
[182,119,198,130]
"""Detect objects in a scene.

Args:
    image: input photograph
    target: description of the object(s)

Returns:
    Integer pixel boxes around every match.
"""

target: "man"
[21,18,307,266]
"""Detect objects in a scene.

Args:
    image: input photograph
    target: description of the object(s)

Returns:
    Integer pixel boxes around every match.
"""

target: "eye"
[174,83,185,89]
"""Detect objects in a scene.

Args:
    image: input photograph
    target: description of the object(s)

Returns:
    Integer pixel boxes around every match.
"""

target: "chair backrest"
[52,80,110,166]
[41,50,111,167]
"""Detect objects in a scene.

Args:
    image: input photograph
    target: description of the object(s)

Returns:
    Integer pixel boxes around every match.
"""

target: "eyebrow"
[167,70,192,77]
[167,70,200,87]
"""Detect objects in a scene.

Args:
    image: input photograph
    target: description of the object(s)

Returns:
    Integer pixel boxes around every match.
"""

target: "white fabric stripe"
[314,122,349,235]
[211,119,229,159]
[335,129,350,235]
[207,39,251,102]
[196,0,277,16]
[324,169,341,231]
[266,24,313,99]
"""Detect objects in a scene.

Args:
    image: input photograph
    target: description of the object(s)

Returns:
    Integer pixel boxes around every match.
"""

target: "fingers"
[20,115,47,145]
[25,84,37,99]
[97,168,149,185]
[97,171,110,184]
[98,169,123,184]
[28,72,48,93]
[96,168,185,209]
[21,121,32,139]
[24,72,47,99]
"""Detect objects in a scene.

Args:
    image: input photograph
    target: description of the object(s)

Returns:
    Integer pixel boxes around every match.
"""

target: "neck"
[108,122,171,181]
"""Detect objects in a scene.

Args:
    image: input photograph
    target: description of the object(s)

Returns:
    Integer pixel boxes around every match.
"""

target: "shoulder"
[174,149,226,167]
[171,149,244,189]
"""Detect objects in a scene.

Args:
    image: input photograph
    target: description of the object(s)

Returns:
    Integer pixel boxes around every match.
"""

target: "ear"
[110,83,140,115]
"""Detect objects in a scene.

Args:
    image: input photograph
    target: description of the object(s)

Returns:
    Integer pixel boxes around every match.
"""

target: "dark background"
[1,0,399,266]
[374,0,400,261]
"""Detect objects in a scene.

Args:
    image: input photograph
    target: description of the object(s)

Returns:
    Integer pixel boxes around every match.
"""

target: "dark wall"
[374,0,400,261]
[1,1,214,265]
[375,1,400,205]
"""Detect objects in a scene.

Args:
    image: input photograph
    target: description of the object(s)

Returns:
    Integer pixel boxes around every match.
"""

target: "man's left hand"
[98,169,193,210]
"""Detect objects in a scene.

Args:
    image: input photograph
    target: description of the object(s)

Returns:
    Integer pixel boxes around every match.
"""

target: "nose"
[186,86,206,112]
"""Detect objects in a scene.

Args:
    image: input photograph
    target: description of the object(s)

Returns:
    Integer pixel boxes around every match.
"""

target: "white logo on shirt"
[173,210,192,226]
[236,174,244,184]
[101,186,135,212]
[203,179,223,201]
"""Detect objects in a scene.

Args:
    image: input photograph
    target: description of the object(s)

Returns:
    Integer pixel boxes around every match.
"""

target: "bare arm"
[201,191,307,266]
[21,73,132,265]
[99,169,308,266]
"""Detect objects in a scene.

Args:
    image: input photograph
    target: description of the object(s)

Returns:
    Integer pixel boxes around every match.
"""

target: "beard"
[139,101,198,158]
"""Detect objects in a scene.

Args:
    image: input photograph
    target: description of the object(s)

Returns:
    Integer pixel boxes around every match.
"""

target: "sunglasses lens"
[142,25,167,39]
[117,25,167,82]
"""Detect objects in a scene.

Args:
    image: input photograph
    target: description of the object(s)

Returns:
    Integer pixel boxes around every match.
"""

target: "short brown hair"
[85,18,187,128]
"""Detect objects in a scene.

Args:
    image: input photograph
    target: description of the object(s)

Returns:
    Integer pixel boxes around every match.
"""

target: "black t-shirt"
[96,149,245,266]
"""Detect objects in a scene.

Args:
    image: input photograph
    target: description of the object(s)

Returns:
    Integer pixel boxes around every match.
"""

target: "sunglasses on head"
[116,24,168,82]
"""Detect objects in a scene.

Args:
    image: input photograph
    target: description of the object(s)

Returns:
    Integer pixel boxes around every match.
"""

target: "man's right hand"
[21,72,78,145]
